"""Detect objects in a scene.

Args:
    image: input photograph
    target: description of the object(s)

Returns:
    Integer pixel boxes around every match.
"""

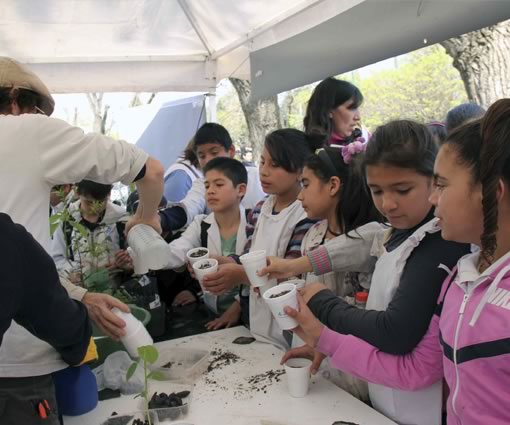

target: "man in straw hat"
[0,57,164,423]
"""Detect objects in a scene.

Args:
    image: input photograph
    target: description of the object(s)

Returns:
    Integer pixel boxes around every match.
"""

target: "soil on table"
[161,361,173,369]
[206,349,241,374]
[268,289,291,298]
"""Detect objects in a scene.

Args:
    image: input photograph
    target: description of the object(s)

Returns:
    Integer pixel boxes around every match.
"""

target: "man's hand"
[82,292,129,340]
[202,263,245,295]
[285,293,325,349]
[280,344,326,375]
[206,301,241,331]
[125,208,162,235]
[300,282,330,303]
[172,290,197,307]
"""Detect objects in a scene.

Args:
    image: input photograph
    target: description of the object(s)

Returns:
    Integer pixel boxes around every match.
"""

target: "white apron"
[249,196,307,350]
[366,218,442,425]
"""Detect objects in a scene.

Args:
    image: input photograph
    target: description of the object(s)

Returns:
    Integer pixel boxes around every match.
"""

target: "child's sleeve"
[164,215,206,269]
[316,314,444,391]
[284,218,316,259]
[240,201,262,256]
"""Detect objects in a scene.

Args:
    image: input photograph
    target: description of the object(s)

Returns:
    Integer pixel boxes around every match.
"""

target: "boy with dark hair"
[152,123,265,235]
[160,157,248,329]
[51,180,131,278]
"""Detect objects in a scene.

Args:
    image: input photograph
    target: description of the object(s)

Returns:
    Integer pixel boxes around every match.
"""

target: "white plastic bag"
[102,351,144,395]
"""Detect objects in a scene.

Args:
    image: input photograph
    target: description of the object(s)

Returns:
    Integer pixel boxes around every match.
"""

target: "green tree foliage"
[353,45,467,131]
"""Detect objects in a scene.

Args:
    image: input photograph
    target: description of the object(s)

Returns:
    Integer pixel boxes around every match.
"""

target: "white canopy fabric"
[1,0,509,99]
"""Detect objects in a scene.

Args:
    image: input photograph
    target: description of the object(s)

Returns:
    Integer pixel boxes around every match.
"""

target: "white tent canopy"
[2,0,509,99]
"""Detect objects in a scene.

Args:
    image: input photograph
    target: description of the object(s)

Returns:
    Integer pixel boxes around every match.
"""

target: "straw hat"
[0,57,55,116]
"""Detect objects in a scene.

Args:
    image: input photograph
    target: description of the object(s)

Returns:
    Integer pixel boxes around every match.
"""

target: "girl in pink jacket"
[286,99,510,425]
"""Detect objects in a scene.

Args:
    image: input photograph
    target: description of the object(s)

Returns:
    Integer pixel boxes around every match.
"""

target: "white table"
[65,327,396,425]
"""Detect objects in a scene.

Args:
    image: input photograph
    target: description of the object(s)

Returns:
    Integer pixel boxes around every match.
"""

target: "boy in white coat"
[162,157,248,330]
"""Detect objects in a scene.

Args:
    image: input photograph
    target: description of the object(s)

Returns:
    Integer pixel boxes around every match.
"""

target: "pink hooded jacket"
[316,251,510,425]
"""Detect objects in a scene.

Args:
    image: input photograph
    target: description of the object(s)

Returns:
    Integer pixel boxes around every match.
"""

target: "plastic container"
[240,250,269,287]
[150,347,209,383]
[112,308,153,358]
[126,224,171,274]
[262,283,299,330]
[355,291,369,309]
[186,247,209,265]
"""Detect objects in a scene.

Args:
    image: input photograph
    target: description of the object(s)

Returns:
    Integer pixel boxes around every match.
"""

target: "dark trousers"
[0,374,60,425]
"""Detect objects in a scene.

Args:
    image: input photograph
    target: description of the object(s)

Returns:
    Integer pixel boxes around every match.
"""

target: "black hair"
[76,180,113,200]
[0,87,40,114]
[264,128,322,173]
[445,103,485,133]
[364,120,437,177]
[444,99,510,265]
[193,123,233,151]
[126,191,167,215]
[203,157,248,187]
[303,77,363,144]
[426,122,447,147]
[305,147,381,237]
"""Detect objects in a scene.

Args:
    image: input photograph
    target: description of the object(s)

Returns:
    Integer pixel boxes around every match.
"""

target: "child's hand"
[202,264,245,295]
[284,293,325,348]
[114,249,133,270]
[172,290,197,306]
[280,344,326,375]
[258,256,312,280]
[300,282,330,303]
[205,301,241,330]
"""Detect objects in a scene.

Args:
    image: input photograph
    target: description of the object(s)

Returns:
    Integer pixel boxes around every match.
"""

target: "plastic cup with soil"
[239,250,269,288]
[192,258,218,292]
[262,283,299,330]
[186,247,210,265]
[284,357,312,398]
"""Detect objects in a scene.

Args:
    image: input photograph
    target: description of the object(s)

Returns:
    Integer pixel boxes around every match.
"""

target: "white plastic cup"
[240,250,269,287]
[186,247,210,265]
[112,308,153,358]
[284,358,312,397]
[192,258,218,292]
[262,283,298,330]
[285,278,306,290]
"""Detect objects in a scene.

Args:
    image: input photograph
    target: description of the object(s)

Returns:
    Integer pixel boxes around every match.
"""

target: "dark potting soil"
[162,361,173,369]
[206,349,241,373]
[268,289,291,298]
[245,369,285,393]
[232,336,256,345]
[198,263,213,269]
[190,249,208,258]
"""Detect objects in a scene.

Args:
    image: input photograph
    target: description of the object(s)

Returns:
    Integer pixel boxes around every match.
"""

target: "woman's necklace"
[327,226,341,237]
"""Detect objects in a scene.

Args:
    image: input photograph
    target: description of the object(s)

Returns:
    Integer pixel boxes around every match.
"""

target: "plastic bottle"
[126,224,171,274]
[112,308,153,358]
[355,291,369,309]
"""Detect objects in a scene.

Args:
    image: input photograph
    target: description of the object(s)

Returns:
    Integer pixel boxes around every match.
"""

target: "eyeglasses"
[34,105,47,116]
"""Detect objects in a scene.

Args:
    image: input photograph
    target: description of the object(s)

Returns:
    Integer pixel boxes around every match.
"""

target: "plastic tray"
[101,382,192,425]
[150,347,209,383]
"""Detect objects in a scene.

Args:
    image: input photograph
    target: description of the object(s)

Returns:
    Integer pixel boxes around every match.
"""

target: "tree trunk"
[229,78,281,162]
[441,19,510,108]
[86,93,109,134]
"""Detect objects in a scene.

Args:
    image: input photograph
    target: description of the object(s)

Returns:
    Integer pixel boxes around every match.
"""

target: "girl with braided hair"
[286,99,510,425]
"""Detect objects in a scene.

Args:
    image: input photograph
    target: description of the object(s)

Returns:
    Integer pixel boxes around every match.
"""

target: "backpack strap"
[63,221,75,261]
[200,221,211,248]
[116,221,126,250]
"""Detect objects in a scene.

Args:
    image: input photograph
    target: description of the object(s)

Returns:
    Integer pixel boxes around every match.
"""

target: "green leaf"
[137,345,159,364]
[126,361,138,381]
[49,221,60,236]
[72,222,89,239]
[49,213,63,224]
[147,371,165,381]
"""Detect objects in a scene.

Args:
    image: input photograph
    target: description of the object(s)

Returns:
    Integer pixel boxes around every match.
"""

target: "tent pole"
[207,91,217,123]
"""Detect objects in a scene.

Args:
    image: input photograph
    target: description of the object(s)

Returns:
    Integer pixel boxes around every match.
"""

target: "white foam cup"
[186,247,210,265]
[285,278,306,290]
[284,357,312,397]
[240,250,269,287]
[192,258,218,292]
[262,283,298,330]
